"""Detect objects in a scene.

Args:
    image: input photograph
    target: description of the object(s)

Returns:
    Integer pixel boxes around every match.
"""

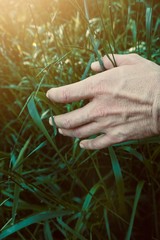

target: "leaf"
[104,208,111,240]
[12,137,31,170]
[0,210,72,239]
[36,51,72,77]
[26,141,47,158]
[75,182,101,234]
[11,137,31,224]
[0,198,10,207]
[122,146,144,162]
[57,217,87,240]
[83,0,106,70]
[81,54,94,80]
[27,96,54,146]
[109,147,125,213]
[125,181,144,240]
[145,4,152,59]
[44,221,53,240]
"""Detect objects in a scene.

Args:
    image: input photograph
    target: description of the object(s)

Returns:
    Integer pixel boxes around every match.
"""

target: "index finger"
[46,74,99,103]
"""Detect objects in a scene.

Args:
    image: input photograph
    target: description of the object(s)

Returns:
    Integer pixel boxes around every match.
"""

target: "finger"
[91,53,143,72]
[57,122,105,138]
[46,75,98,103]
[49,102,96,129]
[79,133,123,150]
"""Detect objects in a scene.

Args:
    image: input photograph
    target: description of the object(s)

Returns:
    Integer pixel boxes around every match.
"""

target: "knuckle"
[94,107,106,118]
[62,118,72,129]
[130,53,141,61]
[115,132,126,143]
[90,139,100,149]
[62,89,69,102]
[95,79,105,95]
[131,53,138,57]
[90,79,102,95]
[117,135,125,142]
[73,129,83,138]
[86,140,92,149]
[91,141,97,149]
[85,139,100,149]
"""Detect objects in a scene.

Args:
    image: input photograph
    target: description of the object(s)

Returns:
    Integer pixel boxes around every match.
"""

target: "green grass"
[0,0,160,239]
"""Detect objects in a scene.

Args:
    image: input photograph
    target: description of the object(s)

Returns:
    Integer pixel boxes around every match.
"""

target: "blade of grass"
[92,158,110,207]
[75,182,101,234]
[83,0,105,71]
[0,218,13,232]
[104,208,111,240]
[145,2,153,59]
[28,1,47,65]
[0,210,72,240]
[36,51,72,78]
[121,146,144,162]
[108,146,125,214]
[95,0,117,66]
[44,221,53,240]
[151,181,160,239]
[12,137,31,171]
[57,217,87,240]
[27,96,53,145]
[0,198,10,207]
[81,54,95,80]
[108,0,117,52]
[27,97,91,200]
[27,96,60,152]
[11,137,31,224]
[125,181,144,240]
[26,141,47,158]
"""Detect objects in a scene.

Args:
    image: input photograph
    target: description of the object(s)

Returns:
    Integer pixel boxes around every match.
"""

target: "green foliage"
[0,0,160,239]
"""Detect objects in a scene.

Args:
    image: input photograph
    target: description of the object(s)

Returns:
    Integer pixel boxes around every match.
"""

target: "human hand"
[46,54,160,150]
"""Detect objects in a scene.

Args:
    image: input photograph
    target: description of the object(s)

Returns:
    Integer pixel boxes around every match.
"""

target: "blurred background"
[0,0,160,239]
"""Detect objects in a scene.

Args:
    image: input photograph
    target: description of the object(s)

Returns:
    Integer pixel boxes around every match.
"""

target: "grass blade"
[109,146,125,214]
[44,221,53,240]
[12,137,31,171]
[36,51,72,78]
[121,146,144,162]
[27,96,53,144]
[104,208,111,240]
[125,181,144,240]
[145,2,153,59]
[11,137,31,224]
[83,0,105,70]
[75,182,101,234]
[57,217,87,240]
[27,96,67,163]
[81,54,95,80]
[26,141,47,158]
[0,210,72,240]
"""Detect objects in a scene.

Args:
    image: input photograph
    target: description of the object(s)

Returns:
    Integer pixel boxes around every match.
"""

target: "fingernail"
[46,91,49,98]
[58,128,63,134]
[49,117,52,125]
[80,142,84,148]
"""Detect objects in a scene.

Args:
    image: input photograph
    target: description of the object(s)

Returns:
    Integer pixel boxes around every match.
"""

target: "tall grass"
[0,0,160,239]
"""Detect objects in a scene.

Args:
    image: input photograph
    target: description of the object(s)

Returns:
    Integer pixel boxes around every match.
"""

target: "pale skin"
[46,54,160,150]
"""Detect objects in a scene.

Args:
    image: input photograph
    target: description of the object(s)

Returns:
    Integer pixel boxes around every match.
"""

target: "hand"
[46,54,160,150]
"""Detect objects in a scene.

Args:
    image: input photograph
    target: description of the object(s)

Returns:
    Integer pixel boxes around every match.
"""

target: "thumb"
[91,53,143,72]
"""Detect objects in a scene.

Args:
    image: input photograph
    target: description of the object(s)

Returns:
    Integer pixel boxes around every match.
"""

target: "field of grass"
[0,0,160,239]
